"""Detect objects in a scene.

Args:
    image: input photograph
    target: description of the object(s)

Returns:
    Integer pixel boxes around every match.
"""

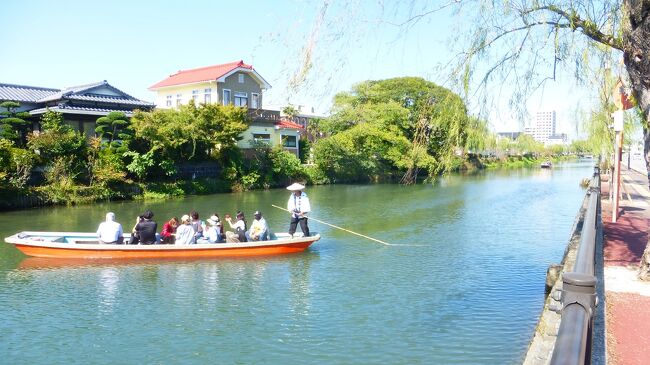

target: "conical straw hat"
[286,182,306,191]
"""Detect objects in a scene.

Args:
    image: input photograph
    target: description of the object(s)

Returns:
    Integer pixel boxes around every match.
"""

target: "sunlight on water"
[0,161,595,364]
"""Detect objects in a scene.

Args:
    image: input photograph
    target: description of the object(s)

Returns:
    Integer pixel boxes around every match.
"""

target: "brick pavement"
[601,165,650,365]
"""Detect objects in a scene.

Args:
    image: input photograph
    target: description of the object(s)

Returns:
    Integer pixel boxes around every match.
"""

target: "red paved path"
[601,167,650,365]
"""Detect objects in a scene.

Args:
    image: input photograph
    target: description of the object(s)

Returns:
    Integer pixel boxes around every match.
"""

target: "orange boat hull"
[14,241,314,259]
[5,232,320,259]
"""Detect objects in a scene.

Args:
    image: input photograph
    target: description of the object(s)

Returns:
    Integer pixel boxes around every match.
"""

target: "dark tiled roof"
[67,94,154,107]
[29,105,138,117]
[0,83,59,102]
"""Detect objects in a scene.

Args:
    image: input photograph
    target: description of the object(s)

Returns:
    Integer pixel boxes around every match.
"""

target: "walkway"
[601,163,650,365]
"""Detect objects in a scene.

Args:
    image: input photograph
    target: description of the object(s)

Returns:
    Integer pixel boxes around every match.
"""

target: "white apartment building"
[530,111,556,143]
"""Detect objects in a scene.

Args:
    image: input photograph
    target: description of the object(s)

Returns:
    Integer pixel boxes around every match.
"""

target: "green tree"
[28,110,87,164]
[326,77,469,181]
[0,101,31,146]
[95,111,133,152]
[313,122,420,183]
[131,103,249,164]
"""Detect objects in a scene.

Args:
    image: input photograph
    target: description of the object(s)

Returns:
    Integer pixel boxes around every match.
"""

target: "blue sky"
[0,0,594,136]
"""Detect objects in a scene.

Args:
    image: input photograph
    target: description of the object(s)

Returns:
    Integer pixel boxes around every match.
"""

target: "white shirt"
[249,217,269,238]
[97,221,123,243]
[206,226,220,243]
[287,192,311,218]
[175,224,196,245]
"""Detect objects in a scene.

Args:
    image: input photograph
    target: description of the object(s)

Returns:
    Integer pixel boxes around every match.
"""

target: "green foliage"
[282,105,299,118]
[324,77,470,177]
[131,103,249,163]
[313,123,416,182]
[270,147,307,185]
[87,137,128,190]
[124,151,155,181]
[95,111,133,152]
[512,134,544,155]
[0,139,38,190]
[0,101,31,146]
[28,111,87,163]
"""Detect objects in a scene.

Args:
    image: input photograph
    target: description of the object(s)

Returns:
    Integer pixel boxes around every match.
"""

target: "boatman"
[286,182,311,237]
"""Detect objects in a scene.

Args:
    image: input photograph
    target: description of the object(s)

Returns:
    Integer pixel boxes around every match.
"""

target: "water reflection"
[97,268,119,314]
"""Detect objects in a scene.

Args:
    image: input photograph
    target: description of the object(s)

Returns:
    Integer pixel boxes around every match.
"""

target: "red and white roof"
[275,119,304,130]
[149,60,271,90]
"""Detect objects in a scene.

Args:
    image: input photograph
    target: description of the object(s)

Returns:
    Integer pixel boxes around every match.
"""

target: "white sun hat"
[286,182,306,191]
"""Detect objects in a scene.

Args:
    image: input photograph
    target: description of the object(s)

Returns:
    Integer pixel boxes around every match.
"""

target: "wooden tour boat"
[4,231,320,259]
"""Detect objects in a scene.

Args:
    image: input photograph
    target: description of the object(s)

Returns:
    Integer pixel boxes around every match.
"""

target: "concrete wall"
[152,81,218,109]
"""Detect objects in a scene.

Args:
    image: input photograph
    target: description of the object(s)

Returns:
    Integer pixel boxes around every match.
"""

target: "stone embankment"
[522,188,598,364]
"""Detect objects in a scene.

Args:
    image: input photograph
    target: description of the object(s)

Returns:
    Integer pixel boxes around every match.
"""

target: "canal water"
[0,161,594,364]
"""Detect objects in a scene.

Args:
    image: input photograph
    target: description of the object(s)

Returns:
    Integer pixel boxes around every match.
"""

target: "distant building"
[532,111,557,143]
[149,61,303,156]
[546,133,568,146]
[497,132,521,140]
[0,81,154,137]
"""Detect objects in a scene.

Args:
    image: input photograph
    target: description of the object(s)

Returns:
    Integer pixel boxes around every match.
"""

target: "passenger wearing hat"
[174,215,196,245]
[198,215,223,243]
[246,211,269,241]
[132,210,157,245]
[286,183,310,237]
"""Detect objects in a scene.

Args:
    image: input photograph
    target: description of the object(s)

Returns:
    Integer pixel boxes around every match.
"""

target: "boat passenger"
[160,217,179,244]
[225,211,247,243]
[96,212,124,244]
[286,182,311,237]
[189,210,204,239]
[246,211,269,241]
[211,213,224,237]
[175,215,196,245]
[134,210,157,245]
[198,215,222,243]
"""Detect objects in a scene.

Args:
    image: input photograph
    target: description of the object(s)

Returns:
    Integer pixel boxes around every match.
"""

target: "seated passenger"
[160,217,179,244]
[189,210,203,239]
[198,215,222,243]
[97,212,124,244]
[246,211,269,241]
[134,210,157,245]
[175,215,195,245]
[225,211,247,243]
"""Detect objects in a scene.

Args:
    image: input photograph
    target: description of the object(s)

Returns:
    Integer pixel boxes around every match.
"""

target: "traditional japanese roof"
[29,105,139,117]
[275,119,304,130]
[0,83,59,102]
[149,60,271,90]
[38,80,153,108]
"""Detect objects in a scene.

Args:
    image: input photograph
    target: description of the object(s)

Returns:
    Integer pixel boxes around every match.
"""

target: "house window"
[282,135,298,148]
[223,89,231,105]
[238,74,245,83]
[234,92,248,107]
[252,133,271,144]
[251,93,260,109]
[192,90,199,102]
[204,88,211,104]
[166,95,172,107]
[176,94,182,106]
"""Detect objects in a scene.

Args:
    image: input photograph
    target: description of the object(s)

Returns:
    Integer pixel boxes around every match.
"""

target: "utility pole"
[612,110,624,223]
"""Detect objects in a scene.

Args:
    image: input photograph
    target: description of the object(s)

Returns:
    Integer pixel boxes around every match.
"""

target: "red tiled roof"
[149,60,253,89]
[275,119,304,130]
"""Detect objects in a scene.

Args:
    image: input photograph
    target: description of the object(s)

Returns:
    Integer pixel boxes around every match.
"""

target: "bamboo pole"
[271,204,395,246]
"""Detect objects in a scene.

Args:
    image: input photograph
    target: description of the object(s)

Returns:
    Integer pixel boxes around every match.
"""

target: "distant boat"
[4,231,320,259]
[540,161,553,168]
